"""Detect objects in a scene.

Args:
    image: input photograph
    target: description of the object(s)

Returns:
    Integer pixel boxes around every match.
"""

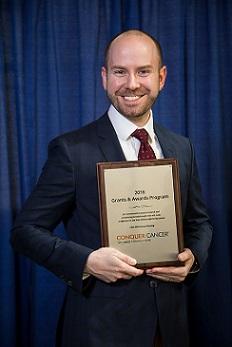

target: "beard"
[106,87,159,121]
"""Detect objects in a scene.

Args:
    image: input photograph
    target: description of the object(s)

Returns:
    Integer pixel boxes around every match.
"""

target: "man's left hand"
[145,248,195,283]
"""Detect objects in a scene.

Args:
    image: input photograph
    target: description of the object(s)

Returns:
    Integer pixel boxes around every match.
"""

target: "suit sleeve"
[10,138,93,292]
[183,140,213,268]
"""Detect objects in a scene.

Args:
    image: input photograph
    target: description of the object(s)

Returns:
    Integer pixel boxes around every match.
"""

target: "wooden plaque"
[97,159,184,268]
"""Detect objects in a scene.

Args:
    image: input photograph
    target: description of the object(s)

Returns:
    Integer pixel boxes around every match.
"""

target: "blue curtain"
[1,0,231,346]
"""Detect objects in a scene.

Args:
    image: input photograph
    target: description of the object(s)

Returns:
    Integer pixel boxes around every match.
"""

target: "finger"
[146,266,178,275]
[114,250,137,266]
[118,260,144,277]
[146,266,186,278]
[112,249,144,276]
[108,264,142,282]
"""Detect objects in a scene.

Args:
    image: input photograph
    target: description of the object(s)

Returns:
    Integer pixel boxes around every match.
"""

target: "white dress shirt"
[108,105,164,160]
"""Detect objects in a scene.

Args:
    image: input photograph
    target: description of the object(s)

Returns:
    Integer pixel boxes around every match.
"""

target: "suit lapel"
[96,113,126,162]
[154,123,177,159]
[96,114,177,161]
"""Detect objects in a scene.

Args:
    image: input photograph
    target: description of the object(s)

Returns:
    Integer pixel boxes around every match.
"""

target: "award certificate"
[97,159,184,268]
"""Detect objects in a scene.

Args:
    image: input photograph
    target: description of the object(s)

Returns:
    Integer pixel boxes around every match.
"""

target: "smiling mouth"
[121,95,145,101]
[123,96,140,101]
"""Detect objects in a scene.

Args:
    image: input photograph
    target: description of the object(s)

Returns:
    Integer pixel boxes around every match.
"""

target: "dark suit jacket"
[11,113,212,347]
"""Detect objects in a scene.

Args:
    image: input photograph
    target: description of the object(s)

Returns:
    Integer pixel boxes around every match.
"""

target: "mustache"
[116,87,148,97]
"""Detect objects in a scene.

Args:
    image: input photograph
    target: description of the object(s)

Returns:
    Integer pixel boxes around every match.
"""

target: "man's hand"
[145,248,195,283]
[84,247,144,283]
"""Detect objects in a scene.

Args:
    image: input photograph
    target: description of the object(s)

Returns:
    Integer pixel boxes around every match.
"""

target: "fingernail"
[131,258,137,265]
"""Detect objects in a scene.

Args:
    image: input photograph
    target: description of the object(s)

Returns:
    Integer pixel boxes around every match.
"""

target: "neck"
[127,111,151,127]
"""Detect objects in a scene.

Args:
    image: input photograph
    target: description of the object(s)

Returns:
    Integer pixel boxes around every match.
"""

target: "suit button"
[149,279,158,288]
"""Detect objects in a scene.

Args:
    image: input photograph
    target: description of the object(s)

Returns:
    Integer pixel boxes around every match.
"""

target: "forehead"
[107,34,160,68]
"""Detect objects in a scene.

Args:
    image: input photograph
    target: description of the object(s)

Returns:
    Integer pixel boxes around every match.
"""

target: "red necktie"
[131,128,156,160]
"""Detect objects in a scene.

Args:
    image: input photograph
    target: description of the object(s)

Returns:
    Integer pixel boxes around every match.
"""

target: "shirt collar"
[108,105,155,142]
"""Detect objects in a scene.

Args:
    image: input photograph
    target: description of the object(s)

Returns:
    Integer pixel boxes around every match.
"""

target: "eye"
[112,69,127,77]
[138,69,151,77]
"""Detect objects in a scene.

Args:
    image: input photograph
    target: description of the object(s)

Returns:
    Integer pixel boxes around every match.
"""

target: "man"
[11,30,212,347]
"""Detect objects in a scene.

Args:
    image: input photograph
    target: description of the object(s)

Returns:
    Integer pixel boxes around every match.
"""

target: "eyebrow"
[110,65,154,70]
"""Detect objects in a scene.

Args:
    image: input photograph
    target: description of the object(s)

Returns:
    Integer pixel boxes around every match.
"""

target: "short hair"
[104,29,164,68]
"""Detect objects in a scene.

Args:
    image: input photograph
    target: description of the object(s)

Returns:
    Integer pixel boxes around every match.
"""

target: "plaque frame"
[97,159,184,268]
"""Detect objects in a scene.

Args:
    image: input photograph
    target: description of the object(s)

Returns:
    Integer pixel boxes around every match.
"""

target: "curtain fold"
[1,1,231,346]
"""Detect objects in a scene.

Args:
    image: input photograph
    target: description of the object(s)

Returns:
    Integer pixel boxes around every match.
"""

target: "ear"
[159,65,167,91]
[101,66,107,90]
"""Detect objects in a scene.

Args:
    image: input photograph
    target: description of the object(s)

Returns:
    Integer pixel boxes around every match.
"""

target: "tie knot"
[131,128,156,160]
[131,128,149,144]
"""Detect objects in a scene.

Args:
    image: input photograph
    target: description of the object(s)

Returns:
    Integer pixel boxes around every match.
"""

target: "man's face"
[102,34,167,126]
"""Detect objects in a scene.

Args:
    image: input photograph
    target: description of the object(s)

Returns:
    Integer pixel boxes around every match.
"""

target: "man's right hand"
[84,247,144,283]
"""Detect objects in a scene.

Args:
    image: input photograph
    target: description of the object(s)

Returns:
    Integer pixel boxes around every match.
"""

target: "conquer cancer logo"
[116,231,169,241]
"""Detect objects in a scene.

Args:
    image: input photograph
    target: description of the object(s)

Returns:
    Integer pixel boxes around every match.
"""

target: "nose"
[125,73,140,90]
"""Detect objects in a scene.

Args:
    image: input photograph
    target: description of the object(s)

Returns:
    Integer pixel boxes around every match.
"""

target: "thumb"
[178,248,193,262]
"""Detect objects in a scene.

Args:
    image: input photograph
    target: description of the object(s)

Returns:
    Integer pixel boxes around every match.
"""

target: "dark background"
[0,1,231,346]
